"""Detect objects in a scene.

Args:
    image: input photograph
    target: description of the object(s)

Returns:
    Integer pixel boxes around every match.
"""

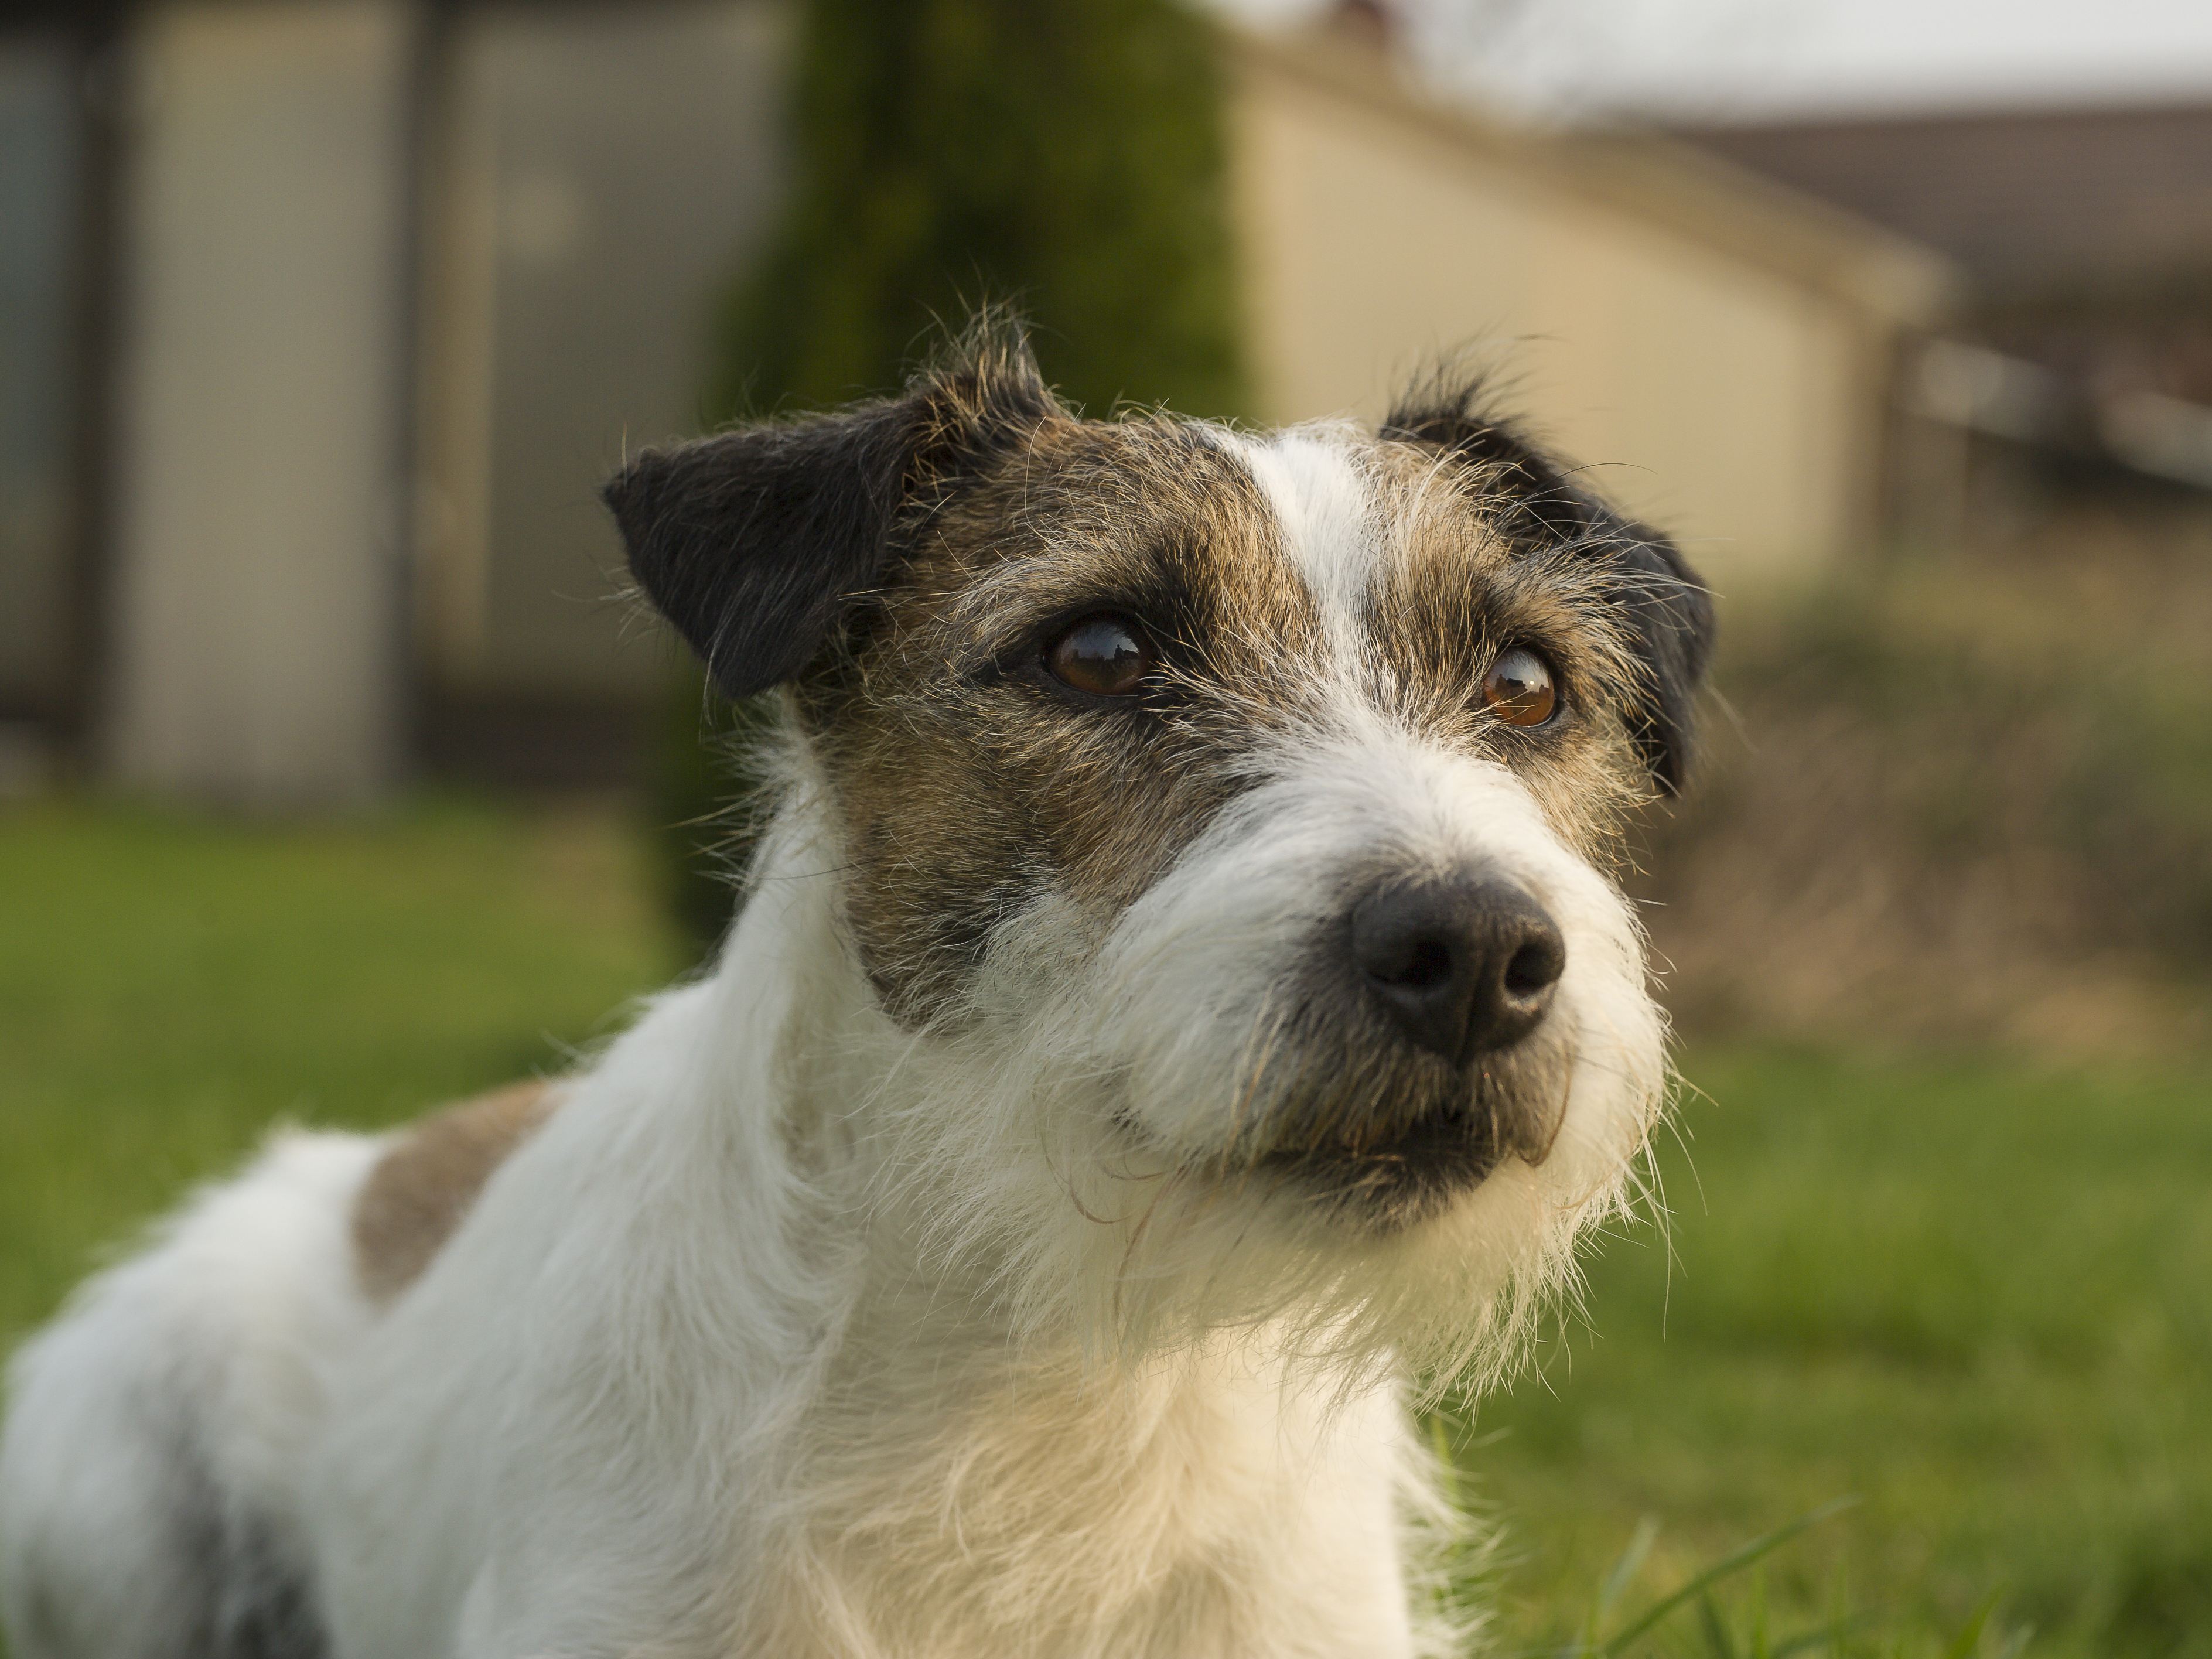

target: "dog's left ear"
[1580,510,1715,796]
[605,333,1061,699]
[1383,394,1715,794]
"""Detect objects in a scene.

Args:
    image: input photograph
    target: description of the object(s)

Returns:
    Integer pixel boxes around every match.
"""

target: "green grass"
[1462,1048,2212,1657]
[0,796,681,1343]
[3,800,2207,1655]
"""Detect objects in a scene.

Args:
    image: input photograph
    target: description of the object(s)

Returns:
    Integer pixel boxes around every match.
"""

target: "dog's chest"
[750,1336,1427,1658]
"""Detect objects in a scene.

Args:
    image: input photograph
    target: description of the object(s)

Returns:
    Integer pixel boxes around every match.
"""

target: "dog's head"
[607,325,1711,1380]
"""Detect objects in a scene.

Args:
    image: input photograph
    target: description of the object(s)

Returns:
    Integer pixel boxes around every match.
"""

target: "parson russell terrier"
[1,325,1711,1659]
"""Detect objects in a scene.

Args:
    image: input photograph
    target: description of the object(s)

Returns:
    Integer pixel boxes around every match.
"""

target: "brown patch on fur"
[352,1080,559,1303]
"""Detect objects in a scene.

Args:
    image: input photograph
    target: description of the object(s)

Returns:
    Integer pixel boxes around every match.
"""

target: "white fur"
[1236,424,1380,660]
[1,1133,380,1657]
[1,433,1670,1659]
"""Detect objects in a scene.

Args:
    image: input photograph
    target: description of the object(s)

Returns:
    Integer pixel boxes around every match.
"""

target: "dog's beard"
[852,915,1663,1404]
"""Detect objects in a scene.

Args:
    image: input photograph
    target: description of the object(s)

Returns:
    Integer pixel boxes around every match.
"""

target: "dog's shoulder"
[351,1078,561,1303]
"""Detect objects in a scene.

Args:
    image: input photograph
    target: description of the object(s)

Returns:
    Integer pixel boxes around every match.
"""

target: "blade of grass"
[1766,1611,1875,1658]
[1597,1498,1861,1657]
[1592,1515,1663,1633]
[1564,1515,1663,1655]
[1698,1592,1737,1659]
[1938,1590,2001,1659]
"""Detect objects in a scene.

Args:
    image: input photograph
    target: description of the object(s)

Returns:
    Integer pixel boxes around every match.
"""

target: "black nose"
[1349,878,1566,1064]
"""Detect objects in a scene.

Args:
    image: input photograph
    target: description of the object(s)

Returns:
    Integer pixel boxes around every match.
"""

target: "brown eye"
[1046,614,1155,698]
[1481,647,1558,727]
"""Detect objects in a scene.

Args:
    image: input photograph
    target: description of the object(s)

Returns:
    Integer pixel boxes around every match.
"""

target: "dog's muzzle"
[1348,877,1565,1067]
[1249,873,1572,1226]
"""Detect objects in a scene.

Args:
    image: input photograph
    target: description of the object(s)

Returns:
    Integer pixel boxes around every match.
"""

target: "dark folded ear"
[605,407,914,699]
[605,332,1060,699]
[1383,386,1715,794]
[1581,511,1715,796]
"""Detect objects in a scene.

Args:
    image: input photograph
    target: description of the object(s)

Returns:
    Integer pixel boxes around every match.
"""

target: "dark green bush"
[711,0,1244,424]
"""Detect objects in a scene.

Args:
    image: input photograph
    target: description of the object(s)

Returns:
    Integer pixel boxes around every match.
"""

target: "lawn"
[0,796,683,1344]
[1463,1049,2212,1657]
[2,800,2206,1656]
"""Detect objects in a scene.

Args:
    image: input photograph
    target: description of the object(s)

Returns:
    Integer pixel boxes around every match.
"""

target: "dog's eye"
[1481,647,1557,726]
[1046,615,1155,698]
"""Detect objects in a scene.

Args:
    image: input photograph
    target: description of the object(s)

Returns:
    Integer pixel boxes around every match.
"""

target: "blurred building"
[1,0,786,804]
[1682,102,2212,530]
[0,0,1949,806]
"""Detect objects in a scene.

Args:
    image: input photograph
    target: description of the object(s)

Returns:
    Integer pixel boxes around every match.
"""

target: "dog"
[0,324,1711,1659]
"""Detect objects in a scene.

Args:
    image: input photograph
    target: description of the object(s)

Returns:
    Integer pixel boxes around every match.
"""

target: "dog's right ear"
[605,334,1060,699]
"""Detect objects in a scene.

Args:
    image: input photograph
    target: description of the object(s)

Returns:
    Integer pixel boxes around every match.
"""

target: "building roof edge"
[1223,26,1962,326]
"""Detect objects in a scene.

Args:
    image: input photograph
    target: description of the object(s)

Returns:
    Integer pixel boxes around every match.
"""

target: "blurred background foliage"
[711,0,1245,423]
[1641,503,2212,1056]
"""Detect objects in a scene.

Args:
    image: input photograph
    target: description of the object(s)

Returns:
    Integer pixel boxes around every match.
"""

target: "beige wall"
[1230,36,1938,593]
[105,0,414,805]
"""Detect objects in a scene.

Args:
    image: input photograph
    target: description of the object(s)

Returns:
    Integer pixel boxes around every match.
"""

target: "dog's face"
[608,332,1711,1370]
